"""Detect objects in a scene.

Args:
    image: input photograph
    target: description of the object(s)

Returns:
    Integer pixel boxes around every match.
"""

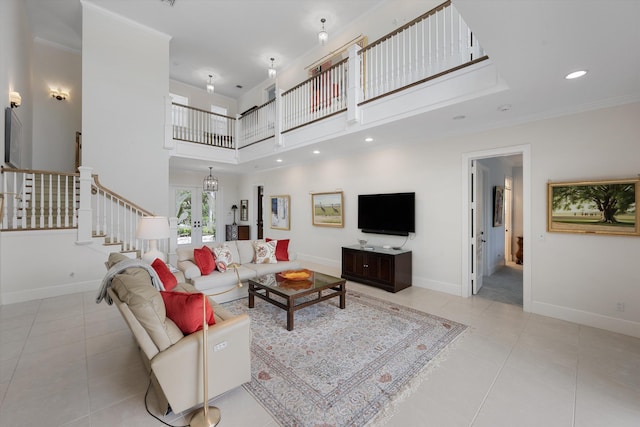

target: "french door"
[173,187,216,245]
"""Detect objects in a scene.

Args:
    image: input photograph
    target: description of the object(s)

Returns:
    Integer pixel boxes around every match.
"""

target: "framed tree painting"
[270,195,290,230]
[312,191,344,227]
[547,178,639,236]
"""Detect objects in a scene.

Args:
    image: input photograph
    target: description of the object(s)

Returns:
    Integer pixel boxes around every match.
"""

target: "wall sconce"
[50,89,68,101]
[9,91,21,108]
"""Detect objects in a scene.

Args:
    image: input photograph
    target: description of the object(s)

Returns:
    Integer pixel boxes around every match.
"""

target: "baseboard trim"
[2,280,101,305]
[412,277,461,296]
[532,301,640,339]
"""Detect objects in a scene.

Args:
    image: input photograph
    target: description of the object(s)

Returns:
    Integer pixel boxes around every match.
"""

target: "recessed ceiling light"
[497,104,512,112]
[313,150,320,154]
[565,70,587,80]
[453,115,466,120]
[364,137,373,142]
[276,159,283,163]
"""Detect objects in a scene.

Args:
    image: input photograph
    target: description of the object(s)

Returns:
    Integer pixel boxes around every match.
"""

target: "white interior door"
[504,176,513,263]
[470,161,487,294]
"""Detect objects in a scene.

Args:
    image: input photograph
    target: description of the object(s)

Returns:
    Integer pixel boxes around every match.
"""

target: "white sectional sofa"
[176,239,302,302]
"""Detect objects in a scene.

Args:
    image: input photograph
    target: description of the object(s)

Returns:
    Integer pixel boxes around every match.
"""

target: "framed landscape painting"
[547,178,639,236]
[270,195,290,230]
[312,191,344,227]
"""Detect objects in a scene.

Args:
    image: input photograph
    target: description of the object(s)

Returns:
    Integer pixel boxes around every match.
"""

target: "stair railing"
[1,167,79,230]
[89,172,155,255]
[172,103,236,149]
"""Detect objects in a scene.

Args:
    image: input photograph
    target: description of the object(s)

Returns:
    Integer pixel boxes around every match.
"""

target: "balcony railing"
[237,99,276,148]
[359,0,484,103]
[172,103,236,148]
[171,1,486,150]
[282,58,349,133]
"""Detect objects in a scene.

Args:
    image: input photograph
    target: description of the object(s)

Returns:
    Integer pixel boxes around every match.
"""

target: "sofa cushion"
[191,265,256,291]
[160,291,215,334]
[266,238,290,261]
[235,240,257,264]
[249,259,303,276]
[111,274,183,351]
[151,258,178,291]
[253,240,277,264]
[194,246,216,275]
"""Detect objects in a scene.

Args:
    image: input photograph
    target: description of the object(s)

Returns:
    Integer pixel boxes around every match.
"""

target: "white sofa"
[176,239,302,302]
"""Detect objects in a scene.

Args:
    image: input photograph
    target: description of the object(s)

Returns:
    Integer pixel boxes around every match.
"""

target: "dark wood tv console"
[341,245,412,293]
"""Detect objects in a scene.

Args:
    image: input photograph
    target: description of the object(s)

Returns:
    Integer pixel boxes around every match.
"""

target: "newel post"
[76,166,93,245]
[347,44,361,123]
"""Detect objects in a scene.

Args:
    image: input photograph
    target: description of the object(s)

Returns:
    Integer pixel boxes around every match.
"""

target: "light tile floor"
[1,262,639,427]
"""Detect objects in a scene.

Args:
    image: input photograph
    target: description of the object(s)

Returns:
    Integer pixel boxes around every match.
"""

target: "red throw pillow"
[160,291,216,334]
[151,258,178,291]
[194,246,216,275]
[266,238,290,261]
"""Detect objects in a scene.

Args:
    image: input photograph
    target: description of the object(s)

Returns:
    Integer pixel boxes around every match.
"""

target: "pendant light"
[203,167,218,193]
[318,18,328,45]
[268,58,276,79]
[206,74,215,94]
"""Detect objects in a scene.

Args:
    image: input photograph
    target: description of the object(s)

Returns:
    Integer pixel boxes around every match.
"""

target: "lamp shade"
[136,216,170,240]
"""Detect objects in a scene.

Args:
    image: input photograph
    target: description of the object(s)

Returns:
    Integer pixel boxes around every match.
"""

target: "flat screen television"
[358,192,415,236]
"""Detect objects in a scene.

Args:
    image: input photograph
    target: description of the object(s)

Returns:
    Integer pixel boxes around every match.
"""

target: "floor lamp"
[136,216,170,263]
[189,293,221,427]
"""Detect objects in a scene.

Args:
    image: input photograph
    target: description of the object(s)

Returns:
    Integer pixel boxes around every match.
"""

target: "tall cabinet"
[341,245,412,293]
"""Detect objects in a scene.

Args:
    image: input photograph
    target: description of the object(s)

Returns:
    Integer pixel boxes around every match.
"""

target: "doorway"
[256,185,264,239]
[461,145,531,311]
[173,187,217,246]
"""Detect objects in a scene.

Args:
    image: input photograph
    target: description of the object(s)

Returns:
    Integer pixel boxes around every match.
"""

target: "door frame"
[461,144,531,312]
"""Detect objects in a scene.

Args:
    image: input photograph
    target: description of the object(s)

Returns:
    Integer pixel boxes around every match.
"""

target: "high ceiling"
[25,0,395,98]
[24,0,640,174]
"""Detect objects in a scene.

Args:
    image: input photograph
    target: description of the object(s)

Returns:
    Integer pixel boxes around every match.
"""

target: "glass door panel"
[174,188,216,246]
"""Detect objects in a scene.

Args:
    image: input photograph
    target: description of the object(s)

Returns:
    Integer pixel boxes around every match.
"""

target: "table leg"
[287,296,294,331]
[339,283,346,309]
[248,284,255,308]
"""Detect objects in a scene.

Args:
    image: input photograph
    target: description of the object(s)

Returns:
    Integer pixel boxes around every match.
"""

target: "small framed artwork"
[240,199,248,221]
[493,186,504,227]
[312,191,344,227]
[548,178,639,236]
[270,195,290,230]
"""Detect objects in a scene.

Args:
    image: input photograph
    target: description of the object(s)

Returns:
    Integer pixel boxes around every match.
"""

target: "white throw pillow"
[253,240,277,264]
[213,245,234,272]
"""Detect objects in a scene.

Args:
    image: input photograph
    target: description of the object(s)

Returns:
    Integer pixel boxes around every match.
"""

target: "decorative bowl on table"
[277,269,312,281]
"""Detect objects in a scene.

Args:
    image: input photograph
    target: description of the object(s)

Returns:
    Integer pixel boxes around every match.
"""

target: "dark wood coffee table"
[248,270,346,331]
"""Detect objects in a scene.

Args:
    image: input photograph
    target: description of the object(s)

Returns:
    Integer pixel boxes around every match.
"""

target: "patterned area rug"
[223,290,466,427]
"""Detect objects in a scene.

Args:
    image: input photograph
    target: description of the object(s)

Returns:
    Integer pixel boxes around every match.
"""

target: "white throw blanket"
[95,258,165,305]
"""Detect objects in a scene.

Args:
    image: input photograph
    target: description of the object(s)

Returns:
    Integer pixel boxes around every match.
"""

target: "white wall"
[31,40,82,172]
[0,0,33,170]
[0,230,109,304]
[240,102,640,337]
[81,3,171,215]
[169,79,238,116]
